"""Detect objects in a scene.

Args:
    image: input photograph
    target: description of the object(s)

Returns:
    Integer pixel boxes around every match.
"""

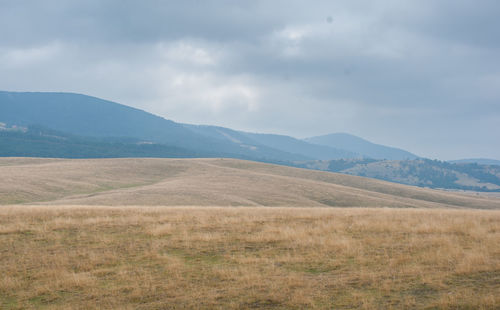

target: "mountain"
[184,124,358,160]
[0,125,205,159]
[450,158,500,166]
[299,158,500,192]
[241,132,358,160]
[0,91,190,142]
[2,157,498,209]
[183,124,317,161]
[2,90,498,192]
[0,91,358,161]
[305,133,419,160]
[0,91,305,162]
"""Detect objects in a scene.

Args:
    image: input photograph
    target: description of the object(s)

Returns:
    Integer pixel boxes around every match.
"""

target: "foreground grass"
[0,206,499,309]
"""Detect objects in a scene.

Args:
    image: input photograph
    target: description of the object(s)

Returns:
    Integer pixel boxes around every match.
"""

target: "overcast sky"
[1,0,499,159]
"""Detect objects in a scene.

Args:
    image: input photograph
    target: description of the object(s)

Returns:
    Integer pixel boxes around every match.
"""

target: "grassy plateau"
[0,158,499,309]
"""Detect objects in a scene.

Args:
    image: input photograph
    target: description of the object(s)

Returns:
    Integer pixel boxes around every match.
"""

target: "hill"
[450,158,500,166]
[299,158,500,192]
[0,125,205,159]
[0,91,305,162]
[0,91,422,163]
[240,132,357,160]
[305,133,418,160]
[0,91,386,162]
[0,125,306,163]
[1,157,499,209]
[184,124,357,160]
[0,91,192,142]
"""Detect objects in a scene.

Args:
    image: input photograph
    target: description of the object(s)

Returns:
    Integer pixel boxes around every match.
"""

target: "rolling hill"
[1,157,499,209]
[450,158,500,166]
[299,158,500,192]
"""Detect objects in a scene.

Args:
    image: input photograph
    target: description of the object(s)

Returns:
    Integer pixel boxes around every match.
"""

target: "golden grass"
[1,206,499,309]
[1,158,499,209]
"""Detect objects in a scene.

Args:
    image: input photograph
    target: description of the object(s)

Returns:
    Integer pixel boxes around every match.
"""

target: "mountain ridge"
[183,124,358,160]
[0,91,309,162]
[0,90,397,161]
[305,132,419,160]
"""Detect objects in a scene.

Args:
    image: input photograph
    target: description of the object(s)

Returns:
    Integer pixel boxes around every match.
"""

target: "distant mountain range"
[0,91,311,162]
[1,90,499,191]
[0,91,412,161]
[305,133,418,160]
[184,124,357,160]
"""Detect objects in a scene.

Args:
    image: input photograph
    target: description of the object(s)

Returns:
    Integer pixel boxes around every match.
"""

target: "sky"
[1,0,499,160]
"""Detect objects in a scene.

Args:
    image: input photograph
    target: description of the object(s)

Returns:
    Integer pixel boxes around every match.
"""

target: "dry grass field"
[0,206,499,309]
[1,158,499,309]
[1,158,499,209]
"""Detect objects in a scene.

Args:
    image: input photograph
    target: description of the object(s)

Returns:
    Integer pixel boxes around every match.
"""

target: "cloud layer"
[1,0,499,159]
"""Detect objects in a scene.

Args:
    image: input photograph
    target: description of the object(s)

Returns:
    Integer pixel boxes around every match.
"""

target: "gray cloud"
[1,0,499,159]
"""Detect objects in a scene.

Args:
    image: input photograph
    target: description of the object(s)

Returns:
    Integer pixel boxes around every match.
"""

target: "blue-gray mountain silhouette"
[305,133,418,160]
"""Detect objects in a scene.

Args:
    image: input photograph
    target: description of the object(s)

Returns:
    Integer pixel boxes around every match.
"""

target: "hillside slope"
[450,158,500,166]
[306,133,418,160]
[0,91,304,161]
[184,124,357,160]
[0,126,206,158]
[2,91,407,162]
[241,132,357,160]
[1,158,498,209]
[300,158,500,192]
